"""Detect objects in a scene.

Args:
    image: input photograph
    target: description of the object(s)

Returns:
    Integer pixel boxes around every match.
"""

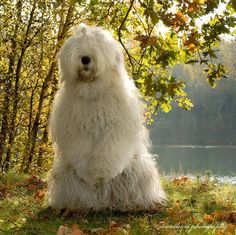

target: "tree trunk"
[3,0,37,171]
[37,87,56,171]
[22,0,76,173]
[0,72,12,168]
[0,0,22,169]
[23,64,56,172]
[37,126,49,171]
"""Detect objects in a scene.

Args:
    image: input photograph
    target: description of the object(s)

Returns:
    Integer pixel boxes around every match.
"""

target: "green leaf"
[230,0,236,11]
[185,59,199,64]
[90,0,99,6]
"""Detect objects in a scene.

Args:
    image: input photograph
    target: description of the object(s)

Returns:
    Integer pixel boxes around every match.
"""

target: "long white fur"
[48,24,166,211]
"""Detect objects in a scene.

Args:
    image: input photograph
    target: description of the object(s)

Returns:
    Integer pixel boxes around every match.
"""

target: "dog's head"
[58,24,124,84]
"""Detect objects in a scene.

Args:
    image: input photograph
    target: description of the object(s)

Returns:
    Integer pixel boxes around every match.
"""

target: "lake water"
[152,145,236,183]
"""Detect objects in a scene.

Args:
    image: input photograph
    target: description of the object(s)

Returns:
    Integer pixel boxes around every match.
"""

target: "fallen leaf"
[109,220,129,234]
[71,230,83,235]
[227,211,236,223]
[110,220,120,229]
[71,224,83,235]
[211,210,236,223]
[175,200,180,208]
[34,188,47,202]
[225,223,235,234]
[27,184,37,191]
[173,176,189,186]
[203,214,214,223]
[71,224,79,230]
[0,184,9,199]
[24,175,47,190]
[191,216,201,225]
[90,227,107,235]
[57,225,69,235]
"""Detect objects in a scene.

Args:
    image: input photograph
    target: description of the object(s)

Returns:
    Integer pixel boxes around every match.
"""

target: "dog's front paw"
[94,177,106,188]
[82,176,106,188]
[85,167,117,186]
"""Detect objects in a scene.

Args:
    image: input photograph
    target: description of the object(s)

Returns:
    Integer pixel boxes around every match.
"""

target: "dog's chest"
[66,96,118,137]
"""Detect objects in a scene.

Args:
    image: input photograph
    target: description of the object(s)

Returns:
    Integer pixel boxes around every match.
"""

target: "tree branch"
[117,0,135,73]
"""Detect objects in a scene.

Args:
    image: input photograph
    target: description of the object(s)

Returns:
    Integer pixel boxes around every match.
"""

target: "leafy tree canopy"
[86,0,236,121]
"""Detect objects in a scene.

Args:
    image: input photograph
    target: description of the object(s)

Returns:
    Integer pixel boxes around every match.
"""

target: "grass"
[0,172,235,235]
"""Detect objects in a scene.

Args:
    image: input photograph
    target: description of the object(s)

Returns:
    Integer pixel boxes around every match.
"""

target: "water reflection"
[153,145,236,176]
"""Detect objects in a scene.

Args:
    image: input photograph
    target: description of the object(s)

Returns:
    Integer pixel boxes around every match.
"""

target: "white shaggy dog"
[48,24,166,211]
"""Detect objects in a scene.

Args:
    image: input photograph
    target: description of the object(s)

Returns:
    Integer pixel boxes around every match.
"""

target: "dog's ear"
[75,23,89,35]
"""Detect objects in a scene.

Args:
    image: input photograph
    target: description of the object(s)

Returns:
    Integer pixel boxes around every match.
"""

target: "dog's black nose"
[81,56,91,65]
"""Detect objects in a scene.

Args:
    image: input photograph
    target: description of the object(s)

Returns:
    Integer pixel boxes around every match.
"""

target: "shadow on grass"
[16,206,168,235]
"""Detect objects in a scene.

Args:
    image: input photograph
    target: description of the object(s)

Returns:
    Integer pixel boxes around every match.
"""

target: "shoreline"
[153,145,236,148]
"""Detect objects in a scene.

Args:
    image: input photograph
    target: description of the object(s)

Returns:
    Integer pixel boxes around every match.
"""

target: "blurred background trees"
[0,0,235,173]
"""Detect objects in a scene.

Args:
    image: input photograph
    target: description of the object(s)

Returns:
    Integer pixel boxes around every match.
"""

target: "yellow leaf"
[196,0,207,4]
[161,103,172,113]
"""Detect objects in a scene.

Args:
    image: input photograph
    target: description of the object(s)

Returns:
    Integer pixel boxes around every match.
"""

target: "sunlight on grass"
[0,173,235,235]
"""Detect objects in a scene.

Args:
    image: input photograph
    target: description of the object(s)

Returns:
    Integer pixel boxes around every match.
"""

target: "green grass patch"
[0,172,235,234]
